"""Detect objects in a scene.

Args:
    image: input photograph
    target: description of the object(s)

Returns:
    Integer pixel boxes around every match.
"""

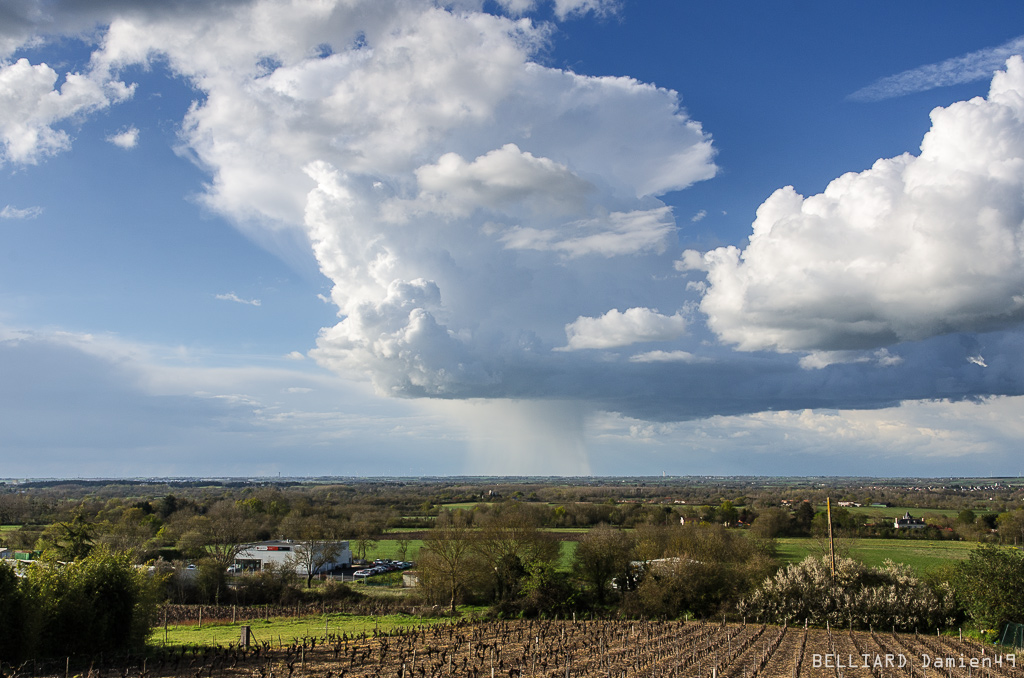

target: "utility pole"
[827,497,836,580]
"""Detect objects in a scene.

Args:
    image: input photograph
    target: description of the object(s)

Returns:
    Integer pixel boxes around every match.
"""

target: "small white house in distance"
[234,539,352,574]
[893,512,927,530]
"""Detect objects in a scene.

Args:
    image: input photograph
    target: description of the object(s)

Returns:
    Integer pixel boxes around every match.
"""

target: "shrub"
[738,555,957,631]
[22,547,162,658]
[0,562,38,661]
[951,544,1024,632]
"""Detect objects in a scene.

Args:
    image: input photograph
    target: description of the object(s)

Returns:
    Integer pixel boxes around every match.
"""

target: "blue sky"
[4,0,1024,478]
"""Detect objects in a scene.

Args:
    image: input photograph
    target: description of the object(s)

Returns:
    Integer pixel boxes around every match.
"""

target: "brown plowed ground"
[9,620,1020,678]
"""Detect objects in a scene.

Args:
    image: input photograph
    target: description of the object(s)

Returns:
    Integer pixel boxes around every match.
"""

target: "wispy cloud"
[690,209,707,222]
[106,126,139,149]
[215,292,261,307]
[1,204,42,219]
[850,35,1024,101]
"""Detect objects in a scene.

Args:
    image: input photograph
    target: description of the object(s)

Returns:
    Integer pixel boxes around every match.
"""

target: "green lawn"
[149,612,453,648]
[0,525,20,531]
[775,537,976,573]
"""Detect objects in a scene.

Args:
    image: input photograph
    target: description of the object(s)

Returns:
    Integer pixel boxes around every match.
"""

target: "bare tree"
[289,539,344,587]
[571,523,634,604]
[280,512,346,587]
[177,502,253,568]
[421,510,477,613]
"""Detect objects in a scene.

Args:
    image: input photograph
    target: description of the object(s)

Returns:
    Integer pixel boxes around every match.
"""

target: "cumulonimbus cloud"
[12,0,1024,430]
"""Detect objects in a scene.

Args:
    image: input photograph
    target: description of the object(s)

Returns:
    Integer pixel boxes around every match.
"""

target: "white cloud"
[215,292,261,306]
[685,57,1024,354]
[552,0,619,20]
[560,307,687,350]
[106,125,139,148]
[0,57,133,165]
[491,0,621,20]
[851,35,1024,102]
[629,350,707,363]
[493,0,539,15]
[1,204,42,219]
[284,350,306,360]
[690,209,706,222]
[500,207,676,258]
[411,143,592,217]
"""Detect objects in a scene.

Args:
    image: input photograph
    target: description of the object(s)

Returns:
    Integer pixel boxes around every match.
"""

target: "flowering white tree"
[738,556,956,631]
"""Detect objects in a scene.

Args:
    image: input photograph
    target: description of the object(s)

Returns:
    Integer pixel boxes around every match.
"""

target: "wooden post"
[198,606,203,629]
[827,497,836,581]
[240,626,251,650]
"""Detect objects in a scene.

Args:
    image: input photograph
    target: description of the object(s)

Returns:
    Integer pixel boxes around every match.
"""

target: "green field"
[363,539,425,562]
[0,525,20,531]
[148,612,453,648]
[775,537,976,573]
[819,505,961,520]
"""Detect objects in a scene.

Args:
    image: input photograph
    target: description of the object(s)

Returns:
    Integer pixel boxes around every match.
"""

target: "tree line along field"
[30,618,1022,678]
[361,536,972,577]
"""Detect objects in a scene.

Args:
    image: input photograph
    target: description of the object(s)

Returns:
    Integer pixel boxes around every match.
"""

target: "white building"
[234,539,352,574]
[893,512,927,529]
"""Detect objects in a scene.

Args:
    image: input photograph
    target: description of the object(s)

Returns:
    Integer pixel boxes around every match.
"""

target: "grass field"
[819,505,962,520]
[0,525,20,531]
[148,612,456,648]
[775,537,976,573]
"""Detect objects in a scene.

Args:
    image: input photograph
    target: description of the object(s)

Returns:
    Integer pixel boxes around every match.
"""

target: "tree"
[176,502,253,568]
[952,544,1024,632]
[996,510,1024,546]
[395,537,412,562]
[96,507,160,562]
[421,510,478,613]
[279,512,345,587]
[751,507,791,539]
[36,510,94,561]
[627,523,777,619]
[571,523,633,604]
[718,500,739,526]
[792,501,816,536]
[474,504,560,602]
[290,540,344,588]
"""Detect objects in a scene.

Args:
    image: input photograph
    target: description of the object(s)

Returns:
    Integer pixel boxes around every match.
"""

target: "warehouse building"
[233,539,352,574]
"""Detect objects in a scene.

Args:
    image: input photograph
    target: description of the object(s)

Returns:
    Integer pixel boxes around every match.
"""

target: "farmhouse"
[893,511,927,529]
[234,539,352,574]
